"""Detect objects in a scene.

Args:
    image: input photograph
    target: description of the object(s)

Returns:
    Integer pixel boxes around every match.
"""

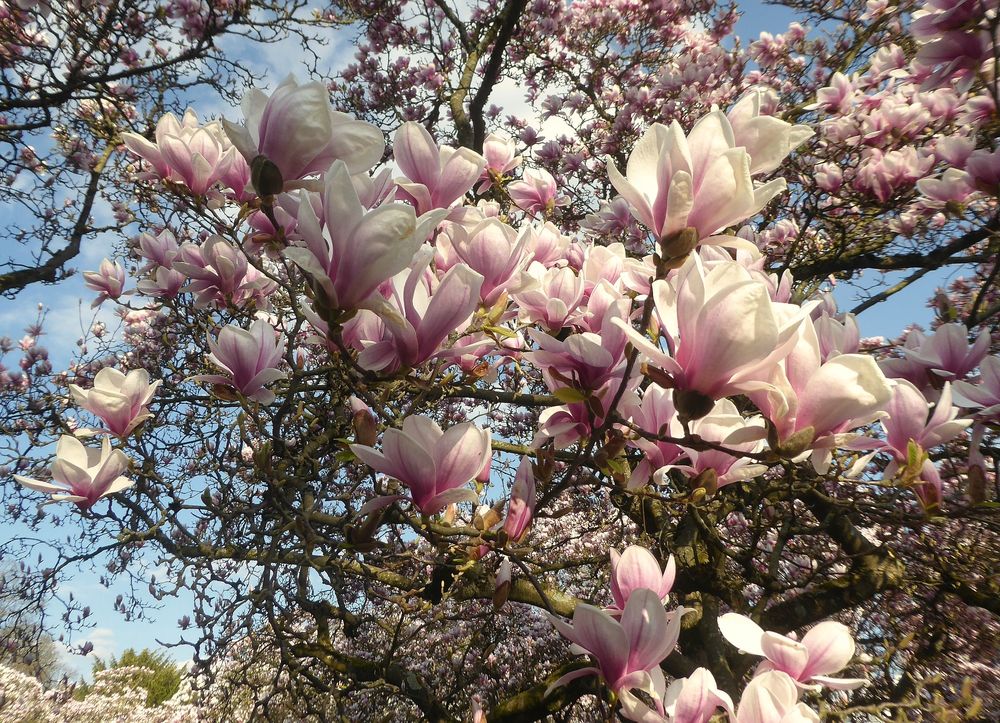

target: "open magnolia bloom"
[607,103,806,242]
[735,671,820,723]
[547,589,689,706]
[615,253,803,422]
[14,435,134,510]
[351,415,492,515]
[190,319,287,405]
[223,74,385,190]
[69,367,160,437]
[283,161,445,314]
[719,613,867,690]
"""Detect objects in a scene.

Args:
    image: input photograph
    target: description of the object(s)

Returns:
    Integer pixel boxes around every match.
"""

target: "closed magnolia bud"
[690,468,718,496]
[493,558,512,609]
[659,227,699,262]
[250,154,284,198]
[674,388,715,424]
[352,408,378,447]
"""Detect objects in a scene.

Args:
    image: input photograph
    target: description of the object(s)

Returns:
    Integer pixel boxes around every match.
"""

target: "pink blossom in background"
[172,235,276,309]
[283,161,442,313]
[953,355,1000,420]
[508,167,568,216]
[393,121,486,214]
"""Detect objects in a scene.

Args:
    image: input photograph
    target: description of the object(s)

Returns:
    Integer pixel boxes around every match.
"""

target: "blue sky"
[0,0,955,678]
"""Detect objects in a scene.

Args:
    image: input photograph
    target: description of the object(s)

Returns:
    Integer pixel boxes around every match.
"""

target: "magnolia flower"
[548,589,688,699]
[607,110,794,241]
[350,415,491,515]
[122,108,249,197]
[508,168,567,215]
[69,368,160,437]
[14,435,134,510]
[502,456,536,543]
[615,254,802,421]
[172,235,276,309]
[735,671,820,723]
[284,161,442,313]
[608,546,676,615]
[655,398,770,491]
[953,355,1000,420]
[83,259,126,307]
[354,247,485,372]
[223,75,385,189]
[719,613,867,689]
[512,263,585,331]
[880,323,989,390]
[393,122,486,214]
[727,89,814,175]
[191,319,287,405]
[663,668,735,723]
[751,320,892,471]
[449,218,530,306]
[477,132,521,191]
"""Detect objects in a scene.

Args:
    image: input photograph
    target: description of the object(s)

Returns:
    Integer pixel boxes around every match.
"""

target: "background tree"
[0,0,997,721]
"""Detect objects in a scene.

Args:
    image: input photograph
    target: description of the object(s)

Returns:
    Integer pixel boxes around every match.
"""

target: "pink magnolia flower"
[172,235,276,309]
[719,613,867,690]
[134,229,179,272]
[83,259,126,307]
[661,668,735,723]
[751,320,892,471]
[735,671,820,723]
[355,248,485,372]
[655,398,770,490]
[615,254,802,421]
[808,71,854,114]
[870,380,971,463]
[623,385,684,489]
[223,75,385,188]
[122,108,249,197]
[529,298,630,393]
[726,89,813,175]
[449,218,530,306]
[502,455,536,543]
[522,222,570,267]
[953,355,1000,420]
[508,168,568,216]
[283,161,443,313]
[880,323,990,389]
[548,589,688,700]
[608,546,676,615]
[350,415,491,514]
[607,110,794,241]
[812,311,860,361]
[191,319,287,405]
[477,132,521,191]
[69,368,160,437]
[393,122,485,214]
[965,148,1000,195]
[512,263,585,331]
[14,435,134,510]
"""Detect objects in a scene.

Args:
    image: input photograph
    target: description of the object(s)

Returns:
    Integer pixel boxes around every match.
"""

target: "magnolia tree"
[1,0,999,720]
